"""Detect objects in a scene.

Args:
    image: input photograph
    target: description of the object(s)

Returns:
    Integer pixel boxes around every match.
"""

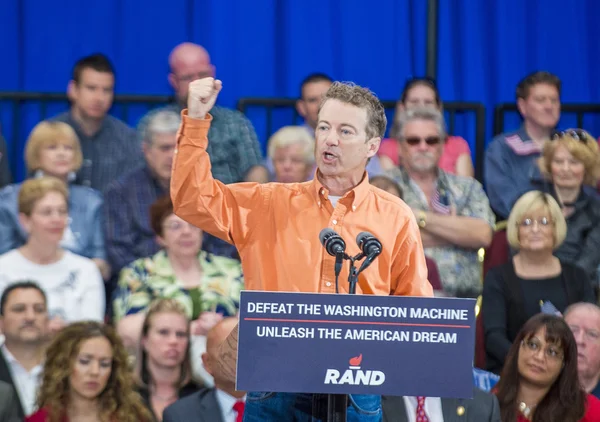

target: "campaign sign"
[236,291,476,398]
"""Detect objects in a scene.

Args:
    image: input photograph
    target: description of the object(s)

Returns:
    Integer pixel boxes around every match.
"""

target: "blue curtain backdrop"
[0,0,599,181]
[437,0,600,142]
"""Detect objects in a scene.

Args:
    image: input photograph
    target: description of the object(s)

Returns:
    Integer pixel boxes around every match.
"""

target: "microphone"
[356,232,382,257]
[320,228,346,256]
[319,228,346,292]
[356,232,382,273]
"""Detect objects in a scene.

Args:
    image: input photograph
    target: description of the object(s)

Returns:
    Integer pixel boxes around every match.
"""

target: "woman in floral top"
[113,195,243,355]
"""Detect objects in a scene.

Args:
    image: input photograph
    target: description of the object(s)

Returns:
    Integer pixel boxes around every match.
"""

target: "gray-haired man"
[104,110,181,276]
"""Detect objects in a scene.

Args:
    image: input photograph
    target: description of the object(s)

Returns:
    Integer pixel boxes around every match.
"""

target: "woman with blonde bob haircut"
[535,129,600,281]
[482,191,595,374]
[0,121,109,279]
[267,125,315,183]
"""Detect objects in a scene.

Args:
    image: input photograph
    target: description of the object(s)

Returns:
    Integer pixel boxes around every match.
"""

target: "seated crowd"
[1,41,600,421]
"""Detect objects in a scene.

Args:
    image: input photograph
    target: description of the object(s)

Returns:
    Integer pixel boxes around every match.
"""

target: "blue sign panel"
[236,291,476,398]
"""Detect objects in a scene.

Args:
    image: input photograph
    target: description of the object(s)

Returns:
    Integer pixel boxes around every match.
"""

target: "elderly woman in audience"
[26,321,152,422]
[494,313,600,422]
[0,121,109,279]
[536,129,600,283]
[113,195,243,350]
[482,191,595,374]
[135,299,202,421]
[267,125,315,183]
[0,177,105,329]
[379,77,474,177]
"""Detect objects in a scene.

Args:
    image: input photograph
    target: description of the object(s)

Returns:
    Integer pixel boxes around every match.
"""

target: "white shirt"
[0,250,105,322]
[403,396,444,422]
[1,345,43,416]
[215,389,245,422]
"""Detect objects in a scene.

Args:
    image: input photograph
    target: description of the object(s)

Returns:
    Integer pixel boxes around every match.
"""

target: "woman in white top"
[0,177,105,332]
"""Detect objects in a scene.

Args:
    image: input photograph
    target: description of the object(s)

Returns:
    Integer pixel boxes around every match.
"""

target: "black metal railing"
[0,92,172,179]
[494,103,600,136]
[238,98,487,181]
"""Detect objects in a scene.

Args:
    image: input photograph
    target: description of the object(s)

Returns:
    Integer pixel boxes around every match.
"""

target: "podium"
[236,291,476,421]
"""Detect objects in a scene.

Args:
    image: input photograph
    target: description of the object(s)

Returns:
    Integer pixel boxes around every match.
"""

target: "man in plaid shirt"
[137,42,265,185]
[52,54,142,192]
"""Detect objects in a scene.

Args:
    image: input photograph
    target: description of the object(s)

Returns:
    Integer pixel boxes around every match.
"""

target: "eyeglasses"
[403,136,443,146]
[518,217,553,229]
[163,220,201,232]
[551,129,590,143]
[521,338,564,362]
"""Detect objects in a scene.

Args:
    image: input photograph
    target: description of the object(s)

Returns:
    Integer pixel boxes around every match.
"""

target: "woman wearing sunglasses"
[494,313,600,421]
[482,191,595,374]
[379,77,475,177]
[536,129,600,286]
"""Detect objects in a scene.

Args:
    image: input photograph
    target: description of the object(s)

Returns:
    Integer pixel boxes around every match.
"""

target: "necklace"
[518,401,537,418]
[151,388,177,402]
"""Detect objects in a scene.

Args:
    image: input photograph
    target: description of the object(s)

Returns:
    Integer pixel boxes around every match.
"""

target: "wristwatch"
[417,211,427,228]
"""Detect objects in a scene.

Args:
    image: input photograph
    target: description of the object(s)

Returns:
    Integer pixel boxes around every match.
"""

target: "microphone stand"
[327,251,367,422]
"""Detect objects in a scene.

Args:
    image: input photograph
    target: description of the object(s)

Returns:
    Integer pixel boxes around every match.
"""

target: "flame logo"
[349,354,363,366]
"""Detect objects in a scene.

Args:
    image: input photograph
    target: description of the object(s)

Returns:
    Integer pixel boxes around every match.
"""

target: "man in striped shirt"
[386,107,494,298]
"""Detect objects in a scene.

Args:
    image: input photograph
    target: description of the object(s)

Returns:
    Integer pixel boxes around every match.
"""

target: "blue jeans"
[243,392,382,421]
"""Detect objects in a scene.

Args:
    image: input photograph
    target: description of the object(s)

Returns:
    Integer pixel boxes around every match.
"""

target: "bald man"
[137,42,264,186]
[565,302,600,398]
[163,318,245,422]
[137,43,263,259]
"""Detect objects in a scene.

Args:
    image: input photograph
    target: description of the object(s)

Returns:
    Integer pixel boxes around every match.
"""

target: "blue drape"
[437,0,600,143]
[0,0,425,180]
[1,0,599,181]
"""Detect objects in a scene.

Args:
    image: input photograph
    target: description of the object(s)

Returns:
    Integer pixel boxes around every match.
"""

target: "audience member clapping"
[0,121,109,279]
[26,321,152,422]
[494,313,600,422]
[0,178,105,326]
[483,191,595,374]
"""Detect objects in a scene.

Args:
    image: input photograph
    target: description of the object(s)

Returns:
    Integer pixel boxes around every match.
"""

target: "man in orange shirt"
[171,77,432,420]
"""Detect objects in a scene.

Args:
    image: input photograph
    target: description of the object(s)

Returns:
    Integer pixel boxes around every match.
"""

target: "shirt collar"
[215,388,245,412]
[66,110,109,139]
[141,165,168,194]
[310,170,371,211]
[1,344,44,373]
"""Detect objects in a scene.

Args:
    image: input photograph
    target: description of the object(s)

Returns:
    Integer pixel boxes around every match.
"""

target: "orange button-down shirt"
[171,111,432,297]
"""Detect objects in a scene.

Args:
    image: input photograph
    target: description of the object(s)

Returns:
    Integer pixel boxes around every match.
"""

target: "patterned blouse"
[113,250,244,322]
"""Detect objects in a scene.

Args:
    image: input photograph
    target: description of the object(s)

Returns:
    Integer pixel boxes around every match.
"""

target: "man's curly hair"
[36,321,152,422]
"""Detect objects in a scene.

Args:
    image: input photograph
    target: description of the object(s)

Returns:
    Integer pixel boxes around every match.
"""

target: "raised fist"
[187,77,222,119]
